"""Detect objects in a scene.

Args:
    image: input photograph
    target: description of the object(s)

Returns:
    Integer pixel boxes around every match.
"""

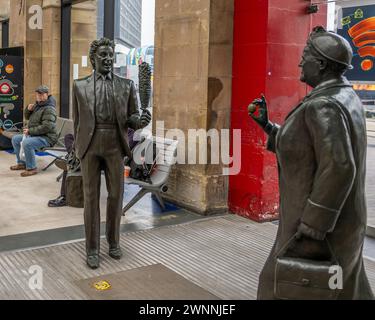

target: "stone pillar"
[25,0,43,105]
[0,0,10,47]
[8,0,26,48]
[4,0,43,106]
[153,0,234,214]
[41,0,61,113]
[229,0,327,222]
[69,0,97,116]
[71,1,97,79]
[4,0,97,116]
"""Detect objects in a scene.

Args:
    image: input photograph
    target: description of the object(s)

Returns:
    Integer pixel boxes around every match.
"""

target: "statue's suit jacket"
[72,72,141,160]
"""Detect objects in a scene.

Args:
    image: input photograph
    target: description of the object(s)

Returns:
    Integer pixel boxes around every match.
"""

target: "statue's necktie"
[100,75,112,121]
[103,76,110,118]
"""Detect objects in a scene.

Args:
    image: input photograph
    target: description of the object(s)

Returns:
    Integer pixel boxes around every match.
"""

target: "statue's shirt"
[95,72,115,124]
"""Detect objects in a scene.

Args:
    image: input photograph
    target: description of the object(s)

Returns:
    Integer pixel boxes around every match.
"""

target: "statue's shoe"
[109,247,123,260]
[87,255,100,269]
[48,196,67,208]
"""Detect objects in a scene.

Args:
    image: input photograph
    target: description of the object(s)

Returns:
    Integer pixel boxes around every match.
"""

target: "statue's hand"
[140,109,152,128]
[248,94,269,129]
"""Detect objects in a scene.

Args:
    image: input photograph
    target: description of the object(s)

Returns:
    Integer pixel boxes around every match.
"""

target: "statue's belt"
[96,123,117,129]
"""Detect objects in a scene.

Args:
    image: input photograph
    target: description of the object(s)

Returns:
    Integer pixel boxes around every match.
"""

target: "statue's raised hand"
[248,94,275,135]
[248,94,269,128]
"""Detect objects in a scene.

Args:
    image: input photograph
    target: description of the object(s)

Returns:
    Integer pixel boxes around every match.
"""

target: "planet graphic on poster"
[5,64,14,74]
[0,79,17,96]
[348,17,375,71]
[0,103,15,119]
[3,119,13,130]
[0,82,11,95]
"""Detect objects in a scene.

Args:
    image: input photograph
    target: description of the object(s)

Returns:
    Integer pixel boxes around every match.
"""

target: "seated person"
[10,85,58,177]
[48,128,138,207]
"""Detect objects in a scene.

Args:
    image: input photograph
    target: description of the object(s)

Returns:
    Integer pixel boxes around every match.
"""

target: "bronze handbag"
[274,235,340,300]
[66,171,84,208]
[65,149,84,208]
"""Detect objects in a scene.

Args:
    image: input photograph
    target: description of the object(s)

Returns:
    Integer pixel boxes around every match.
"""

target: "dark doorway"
[1,19,9,49]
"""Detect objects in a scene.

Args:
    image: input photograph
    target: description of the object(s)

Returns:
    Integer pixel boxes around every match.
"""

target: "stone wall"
[71,1,96,79]
[41,0,61,110]
[153,0,234,214]
[0,0,10,46]
[0,0,97,116]
[25,0,43,107]
[69,1,97,116]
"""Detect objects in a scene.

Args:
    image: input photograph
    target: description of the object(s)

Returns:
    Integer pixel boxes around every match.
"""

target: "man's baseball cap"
[35,85,49,94]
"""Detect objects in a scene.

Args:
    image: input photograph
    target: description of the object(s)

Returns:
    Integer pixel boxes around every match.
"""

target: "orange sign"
[349,17,375,71]
[5,64,14,74]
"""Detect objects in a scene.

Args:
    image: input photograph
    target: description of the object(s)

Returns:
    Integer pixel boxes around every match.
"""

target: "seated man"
[10,85,58,177]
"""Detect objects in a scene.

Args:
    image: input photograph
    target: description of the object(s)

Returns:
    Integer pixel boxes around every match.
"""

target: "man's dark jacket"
[25,95,58,146]
[258,77,374,300]
[72,73,141,160]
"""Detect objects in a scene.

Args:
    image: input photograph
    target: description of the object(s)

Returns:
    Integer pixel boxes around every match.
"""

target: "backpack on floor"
[125,138,159,184]
[0,135,12,150]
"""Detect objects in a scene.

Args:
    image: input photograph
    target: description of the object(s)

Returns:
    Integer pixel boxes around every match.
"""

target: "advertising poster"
[0,55,23,130]
[337,4,375,82]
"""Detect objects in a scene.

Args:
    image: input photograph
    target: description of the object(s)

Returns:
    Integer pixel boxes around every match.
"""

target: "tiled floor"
[1,137,375,299]
[0,150,206,252]
[0,215,374,300]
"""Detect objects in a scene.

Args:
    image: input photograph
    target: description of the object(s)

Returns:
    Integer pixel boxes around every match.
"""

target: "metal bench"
[41,117,74,172]
[122,136,178,215]
[1,122,23,139]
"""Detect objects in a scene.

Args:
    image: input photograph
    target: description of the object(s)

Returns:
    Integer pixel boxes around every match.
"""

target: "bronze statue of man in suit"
[72,38,151,269]
[249,27,374,299]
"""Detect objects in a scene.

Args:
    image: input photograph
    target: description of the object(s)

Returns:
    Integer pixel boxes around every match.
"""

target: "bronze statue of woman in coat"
[248,26,374,300]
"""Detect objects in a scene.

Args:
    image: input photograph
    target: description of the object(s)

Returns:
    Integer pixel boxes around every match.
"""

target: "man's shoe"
[87,255,100,269]
[109,247,123,260]
[48,196,67,208]
[20,169,38,177]
[10,164,26,171]
[55,159,68,171]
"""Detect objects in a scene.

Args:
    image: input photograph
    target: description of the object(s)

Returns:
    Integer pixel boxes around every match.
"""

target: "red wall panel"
[229,0,327,221]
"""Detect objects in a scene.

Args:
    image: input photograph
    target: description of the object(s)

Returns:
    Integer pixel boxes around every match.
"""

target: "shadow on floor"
[0,183,208,253]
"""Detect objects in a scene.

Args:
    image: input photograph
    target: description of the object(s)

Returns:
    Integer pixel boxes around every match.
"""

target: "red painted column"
[229,0,327,222]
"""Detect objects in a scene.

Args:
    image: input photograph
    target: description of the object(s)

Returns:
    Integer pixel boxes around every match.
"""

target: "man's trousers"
[80,126,124,256]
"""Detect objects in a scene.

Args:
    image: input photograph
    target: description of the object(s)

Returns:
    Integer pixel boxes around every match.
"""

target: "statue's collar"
[285,77,352,121]
[306,77,352,99]
[94,71,113,81]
